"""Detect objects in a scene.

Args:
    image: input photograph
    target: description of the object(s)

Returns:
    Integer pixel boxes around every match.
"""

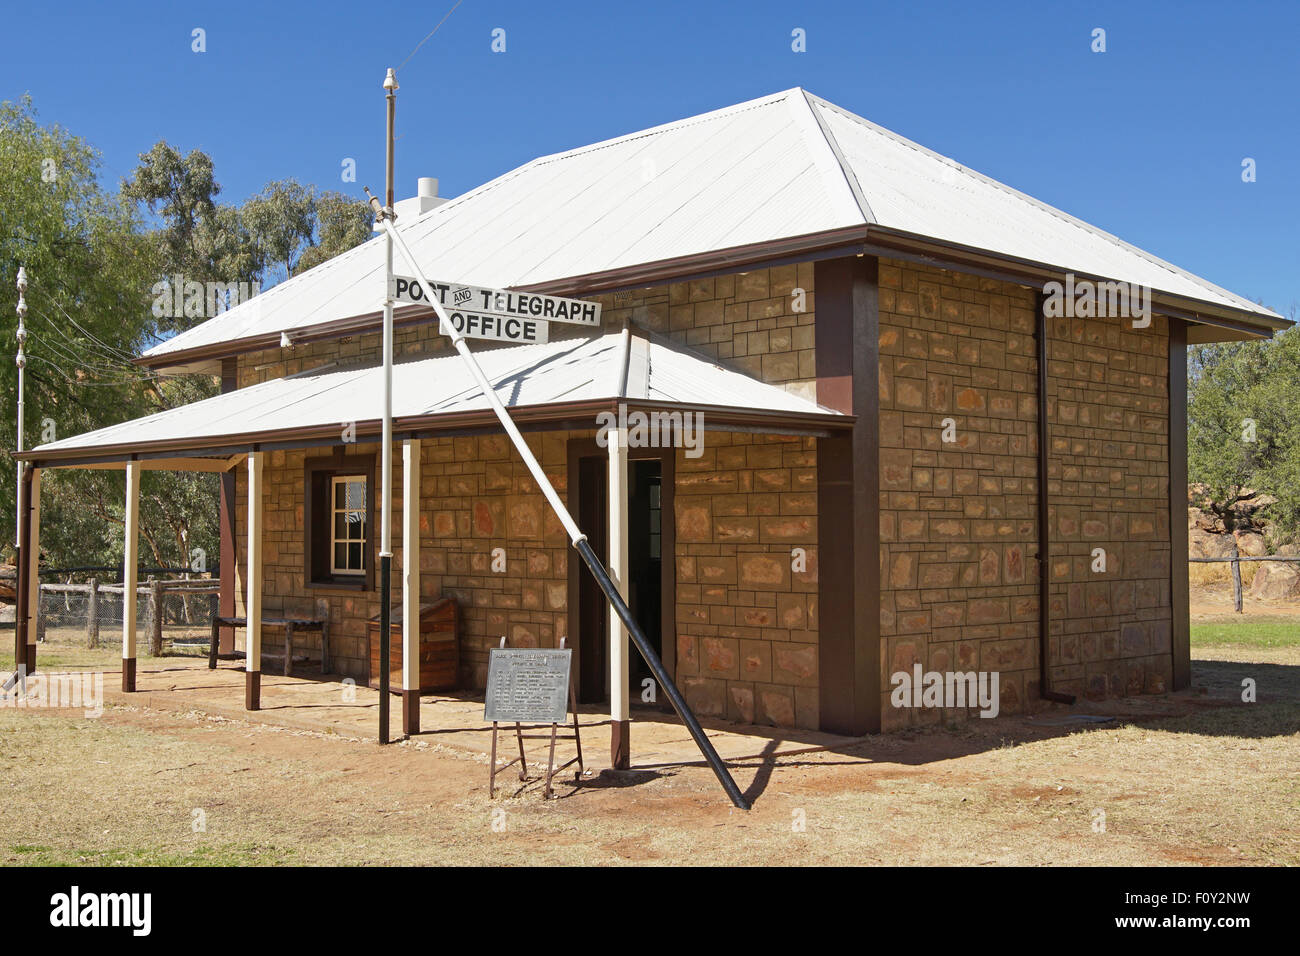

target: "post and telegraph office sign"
[389,275,602,345]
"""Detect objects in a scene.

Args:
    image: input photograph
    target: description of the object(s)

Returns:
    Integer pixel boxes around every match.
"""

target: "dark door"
[627,460,663,700]
[574,454,667,706]
[576,456,608,704]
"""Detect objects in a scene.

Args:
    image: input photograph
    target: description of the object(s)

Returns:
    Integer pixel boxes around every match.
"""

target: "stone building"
[14,89,1287,748]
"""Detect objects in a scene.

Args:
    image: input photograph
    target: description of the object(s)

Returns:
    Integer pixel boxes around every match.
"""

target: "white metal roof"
[143,88,1280,367]
[35,331,842,459]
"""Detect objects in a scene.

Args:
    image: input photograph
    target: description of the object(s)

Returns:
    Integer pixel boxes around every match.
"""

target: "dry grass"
[1189,561,1262,590]
[0,633,206,673]
[1,647,1294,867]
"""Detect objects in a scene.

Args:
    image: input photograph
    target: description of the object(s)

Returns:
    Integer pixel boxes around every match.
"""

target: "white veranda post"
[122,460,140,692]
[401,439,422,735]
[25,468,40,669]
[608,425,630,767]
[245,452,264,709]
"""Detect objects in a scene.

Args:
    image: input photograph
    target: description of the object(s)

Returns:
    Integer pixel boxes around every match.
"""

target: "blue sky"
[3,0,1297,313]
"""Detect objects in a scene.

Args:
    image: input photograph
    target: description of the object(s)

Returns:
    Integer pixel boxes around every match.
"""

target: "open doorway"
[626,460,662,697]
[567,441,675,708]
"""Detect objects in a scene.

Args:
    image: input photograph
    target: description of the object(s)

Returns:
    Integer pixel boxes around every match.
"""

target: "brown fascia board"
[13,399,853,467]
[860,226,1290,339]
[135,223,1287,371]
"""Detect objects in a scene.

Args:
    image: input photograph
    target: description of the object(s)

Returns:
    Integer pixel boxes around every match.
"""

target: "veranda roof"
[23,331,847,466]
[141,87,1286,372]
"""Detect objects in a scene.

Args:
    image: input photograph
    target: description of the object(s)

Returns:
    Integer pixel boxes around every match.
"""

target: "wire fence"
[36,579,219,654]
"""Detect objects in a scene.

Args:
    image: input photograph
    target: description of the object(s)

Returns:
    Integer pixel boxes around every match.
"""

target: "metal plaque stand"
[488,637,584,799]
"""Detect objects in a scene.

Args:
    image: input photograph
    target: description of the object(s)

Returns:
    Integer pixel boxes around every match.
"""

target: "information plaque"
[484,648,573,723]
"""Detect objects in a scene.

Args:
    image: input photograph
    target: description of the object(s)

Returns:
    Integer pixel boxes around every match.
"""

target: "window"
[330,476,367,575]
[304,452,376,589]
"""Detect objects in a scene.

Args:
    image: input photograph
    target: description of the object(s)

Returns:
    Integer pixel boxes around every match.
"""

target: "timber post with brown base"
[121,459,141,693]
[11,464,35,682]
[245,451,264,712]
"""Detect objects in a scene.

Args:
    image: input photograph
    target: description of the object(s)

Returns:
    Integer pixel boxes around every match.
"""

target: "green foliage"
[1,96,373,575]
[0,96,160,565]
[240,178,316,281]
[297,190,374,273]
[120,141,218,277]
[1187,320,1300,543]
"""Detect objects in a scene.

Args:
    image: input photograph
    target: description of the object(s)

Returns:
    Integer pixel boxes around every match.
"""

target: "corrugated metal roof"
[35,332,842,458]
[805,93,1270,317]
[143,88,1280,366]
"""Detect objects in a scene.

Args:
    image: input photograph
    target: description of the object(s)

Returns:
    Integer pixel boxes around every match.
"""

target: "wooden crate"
[367,597,458,693]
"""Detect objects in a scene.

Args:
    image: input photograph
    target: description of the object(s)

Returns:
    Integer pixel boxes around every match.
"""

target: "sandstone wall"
[674,433,820,729]
[236,263,816,400]
[232,428,822,727]
[877,258,1173,729]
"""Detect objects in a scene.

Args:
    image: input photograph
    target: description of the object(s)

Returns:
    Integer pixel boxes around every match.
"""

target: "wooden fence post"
[1231,543,1243,614]
[87,578,99,648]
[150,578,164,656]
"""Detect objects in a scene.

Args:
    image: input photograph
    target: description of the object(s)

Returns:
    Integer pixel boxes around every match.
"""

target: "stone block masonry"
[674,433,820,730]
[233,433,577,685]
[877,258,1173,729]
[232,426,822,729]
[237,263,817,400]
[1045,310,1173,702]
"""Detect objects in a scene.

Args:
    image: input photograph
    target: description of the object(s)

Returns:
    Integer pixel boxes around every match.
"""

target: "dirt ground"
[0,633,1295,867]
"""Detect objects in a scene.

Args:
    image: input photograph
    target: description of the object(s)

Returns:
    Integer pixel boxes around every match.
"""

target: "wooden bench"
[208,615,330,676]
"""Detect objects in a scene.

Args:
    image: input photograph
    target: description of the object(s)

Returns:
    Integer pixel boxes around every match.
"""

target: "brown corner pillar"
[218,357,237,656]
[1169,318,1190,689]
[814,255,881,736]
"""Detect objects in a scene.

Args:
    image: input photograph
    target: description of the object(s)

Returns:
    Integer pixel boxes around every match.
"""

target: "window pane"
[335,513,347,538]
[334,543,347,569]
[346,478,366,510]
[334,481,346,508]
[349,543,362,569]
